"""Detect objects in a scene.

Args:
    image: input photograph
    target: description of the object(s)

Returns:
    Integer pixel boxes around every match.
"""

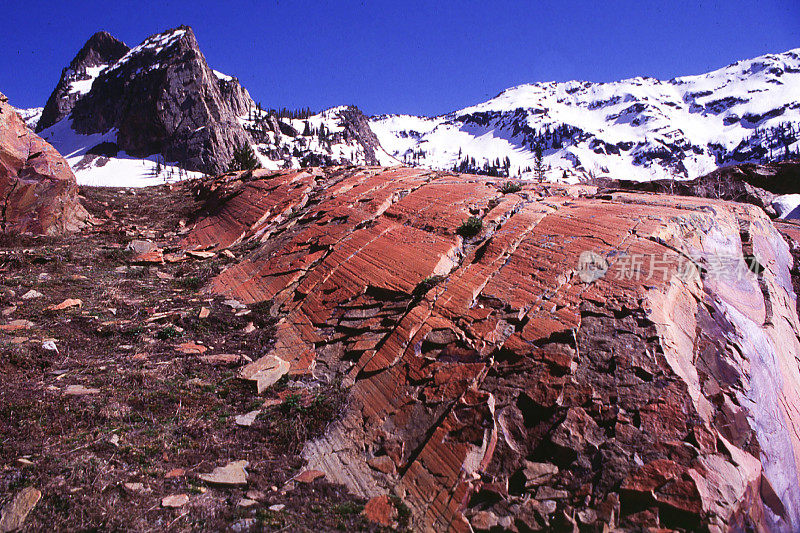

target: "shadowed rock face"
[0,92,87,234]
[595,161,800,216]
[36,31,130,132]
[53,26,253,174]
[185,167,800,532]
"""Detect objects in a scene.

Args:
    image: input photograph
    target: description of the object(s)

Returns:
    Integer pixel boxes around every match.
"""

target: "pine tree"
[228,142,261,172]
[534,144,545,180]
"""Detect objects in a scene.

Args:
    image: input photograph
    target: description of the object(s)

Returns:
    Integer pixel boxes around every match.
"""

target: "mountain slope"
[36,31,130,132]
[243,105,397,170]
[371,48,800,181]
[36,27,397,186]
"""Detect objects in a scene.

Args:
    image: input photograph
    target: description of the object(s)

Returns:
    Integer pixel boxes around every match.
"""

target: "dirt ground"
[0,183,403,531]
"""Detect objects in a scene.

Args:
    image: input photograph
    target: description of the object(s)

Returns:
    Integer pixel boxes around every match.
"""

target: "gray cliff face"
[40,26,255,175]
[68,26,254,174]
[36,31,130,132]
[336,106,385,165]
[216,75,254,118]
[39,26,396,175]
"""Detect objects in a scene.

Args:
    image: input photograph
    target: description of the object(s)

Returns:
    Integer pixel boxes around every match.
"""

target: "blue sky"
[1,0,797,116]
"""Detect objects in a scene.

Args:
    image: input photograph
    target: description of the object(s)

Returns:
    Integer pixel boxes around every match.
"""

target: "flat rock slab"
[64,385,100,396]
[294,470,324,484]
[198,460,249,486]
[186,250,216,259]
[45,298,82,311]
[234,410,261,427]
[175,342,208,355]
[132,250,164,264]
[240,355,289,393]
[0,487,41,532]
[21,290,43,300]
[127,240,157,254]
[0,320,34,332]
[161,494,189,508]
[362,495,396,528]
[199,353,241,365]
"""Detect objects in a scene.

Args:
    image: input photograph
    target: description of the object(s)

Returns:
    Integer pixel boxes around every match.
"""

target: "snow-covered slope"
[371,48,800,181]
[38,118,204,187]
[13,107,43,130]
[241,105,398,170]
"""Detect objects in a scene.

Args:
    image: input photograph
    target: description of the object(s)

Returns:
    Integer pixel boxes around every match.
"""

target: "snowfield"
[38,118,204,187]
[27,42,799,187]
[371,48,800,181]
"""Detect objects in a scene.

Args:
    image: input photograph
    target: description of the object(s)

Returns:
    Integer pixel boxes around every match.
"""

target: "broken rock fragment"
[362,495,397,527]
[198,460,249,486]
[240,355,290,393]
[161,494,189,508]
[0,487,41,533]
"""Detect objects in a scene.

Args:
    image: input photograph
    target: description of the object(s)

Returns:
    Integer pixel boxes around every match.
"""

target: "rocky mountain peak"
[70,31,130,71]
[35,26,399,183]
[36,31,129,132]
[38,25,254,175]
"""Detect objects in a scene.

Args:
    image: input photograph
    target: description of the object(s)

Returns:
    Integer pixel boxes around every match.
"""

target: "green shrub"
[499,181,522,194]
[457,216,483,238]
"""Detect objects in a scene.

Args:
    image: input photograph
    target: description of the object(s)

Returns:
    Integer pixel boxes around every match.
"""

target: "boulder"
[0,93,87,234]
[186,166,800,532]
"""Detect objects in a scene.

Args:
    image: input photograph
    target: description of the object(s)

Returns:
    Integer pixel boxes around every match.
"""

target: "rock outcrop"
[336,106,390,166]
[242,105,398,169]
[596,161,800,217]
[41,26,254,175]
[0,92,87,234]
[36,31,130,132]
[184,167,800,532]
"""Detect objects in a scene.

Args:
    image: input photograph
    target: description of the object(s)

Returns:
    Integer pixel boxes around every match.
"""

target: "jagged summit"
[36,26,396,184]
[36,25,254,177]
[371,47,800,181]
[65,25,252,174]
[36,31,129,132]
[70,31,130,70]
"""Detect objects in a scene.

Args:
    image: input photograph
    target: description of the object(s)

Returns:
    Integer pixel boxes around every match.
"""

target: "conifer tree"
[534,144,545,180]
[228,142,261,172]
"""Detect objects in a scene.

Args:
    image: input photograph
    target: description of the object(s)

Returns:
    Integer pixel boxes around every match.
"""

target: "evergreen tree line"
[247,103,316,122]
[513,121,586,151]
[452,155,512,177]
[741,121,800,162]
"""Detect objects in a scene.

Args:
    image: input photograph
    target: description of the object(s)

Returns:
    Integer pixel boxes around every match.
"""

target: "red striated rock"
[187,166,800,532]
[0,92,87,235]
[175,342,207,355]
[294,469,324,484]
[131,249,164,264]
[362,495,397,527]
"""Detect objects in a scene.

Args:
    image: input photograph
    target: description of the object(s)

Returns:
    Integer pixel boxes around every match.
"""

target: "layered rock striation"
[595,161,800,218]
[184,166,800,531]
[0,92,87,234]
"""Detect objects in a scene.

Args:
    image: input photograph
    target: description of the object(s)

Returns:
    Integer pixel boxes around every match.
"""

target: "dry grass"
[0,184,391,532]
